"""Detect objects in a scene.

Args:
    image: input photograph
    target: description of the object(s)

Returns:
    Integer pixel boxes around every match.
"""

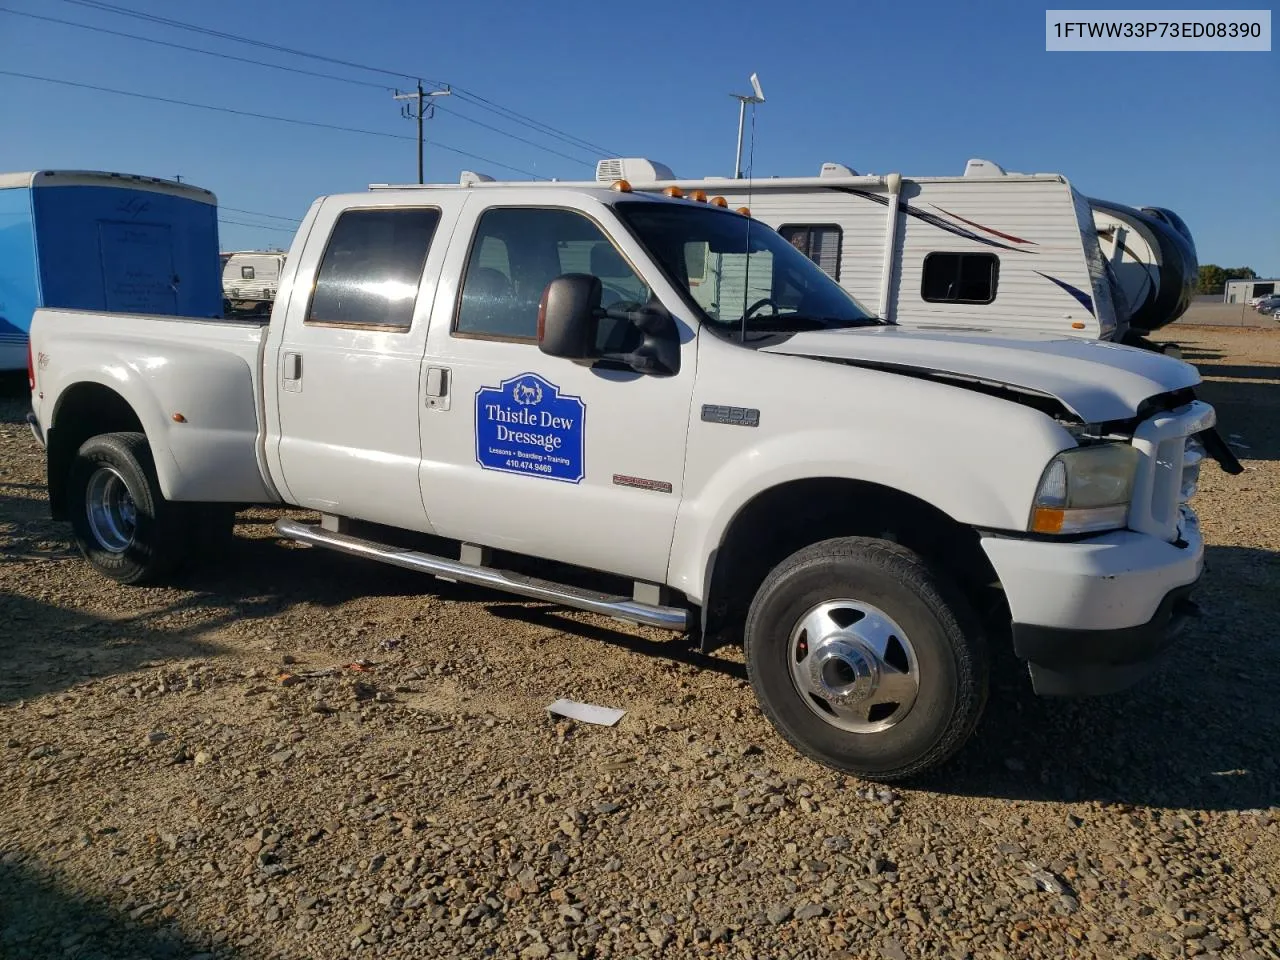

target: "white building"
[1224,277,1279,303]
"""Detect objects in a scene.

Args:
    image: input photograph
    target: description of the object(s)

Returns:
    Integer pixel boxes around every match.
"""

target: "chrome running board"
[275,518,689,631]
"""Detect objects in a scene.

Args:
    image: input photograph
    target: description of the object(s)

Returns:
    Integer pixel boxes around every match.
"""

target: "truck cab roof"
[358,183,733,210]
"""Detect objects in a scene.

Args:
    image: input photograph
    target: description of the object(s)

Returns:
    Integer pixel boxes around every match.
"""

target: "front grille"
[1127,400,1216,541]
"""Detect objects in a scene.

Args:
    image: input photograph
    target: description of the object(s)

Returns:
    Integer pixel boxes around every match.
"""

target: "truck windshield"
[615,200,879,334]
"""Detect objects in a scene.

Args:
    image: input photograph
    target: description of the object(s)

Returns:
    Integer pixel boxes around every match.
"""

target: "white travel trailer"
[222,251,286,313]
[462,159,1196,346]
[514,158,1124,341]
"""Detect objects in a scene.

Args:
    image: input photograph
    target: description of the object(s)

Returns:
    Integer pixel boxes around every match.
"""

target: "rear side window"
[921,252,999,304]
[241,265,255,280]
[307,207,441,329]
[778,224,841,280]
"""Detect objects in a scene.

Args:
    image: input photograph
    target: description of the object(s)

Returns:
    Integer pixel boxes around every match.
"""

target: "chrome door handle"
[283,352,302,393]
[425,365,450,411]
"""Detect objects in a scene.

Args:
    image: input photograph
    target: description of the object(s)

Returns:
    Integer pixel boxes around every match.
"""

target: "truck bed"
[29,308,277,505]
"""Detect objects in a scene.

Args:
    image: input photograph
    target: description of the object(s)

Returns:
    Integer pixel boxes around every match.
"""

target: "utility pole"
[393,82,451,184]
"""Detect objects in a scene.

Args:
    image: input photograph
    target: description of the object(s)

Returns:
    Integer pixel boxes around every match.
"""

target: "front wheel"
[744,537,987,781]
[68,432,190,585]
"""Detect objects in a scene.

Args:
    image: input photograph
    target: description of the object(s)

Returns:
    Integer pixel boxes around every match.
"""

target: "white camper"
[592,158,1123,341]
[222,251,285,313]
[447,159,1199,345]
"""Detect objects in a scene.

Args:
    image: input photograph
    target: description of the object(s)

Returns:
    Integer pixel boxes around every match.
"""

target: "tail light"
[27,342,35,392]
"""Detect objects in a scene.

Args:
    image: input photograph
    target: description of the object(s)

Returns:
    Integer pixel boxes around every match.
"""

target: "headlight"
[1030,444,1139,535]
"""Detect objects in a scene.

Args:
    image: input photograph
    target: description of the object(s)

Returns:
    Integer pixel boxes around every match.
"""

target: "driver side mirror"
[538,273,681,377]
[537,273,601,361]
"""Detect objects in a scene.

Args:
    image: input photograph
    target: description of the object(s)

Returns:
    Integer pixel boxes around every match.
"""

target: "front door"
[269,198,459,532]
[418,199,697,584]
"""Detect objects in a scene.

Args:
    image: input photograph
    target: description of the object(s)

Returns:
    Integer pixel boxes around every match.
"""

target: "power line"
[448,88,616,157]
[220,206,302,223]
[0,7,390,89]
[218,218,294,233]
[57,0,419,82]
[51,0,619,157]
[6,5,601,165]
[432,103,596,166]
[1,70,545,179]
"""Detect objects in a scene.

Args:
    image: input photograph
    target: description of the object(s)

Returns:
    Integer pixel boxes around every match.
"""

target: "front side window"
[921,252,999,304]
[241,265,255,280]
[616,201,875,335]
[454,207,650,348]
[307,207,441,329]
[778,224,841,280]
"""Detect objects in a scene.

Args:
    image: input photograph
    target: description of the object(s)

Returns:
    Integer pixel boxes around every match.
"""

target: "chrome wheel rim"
[85,466,137,554]
[788,599,920,733]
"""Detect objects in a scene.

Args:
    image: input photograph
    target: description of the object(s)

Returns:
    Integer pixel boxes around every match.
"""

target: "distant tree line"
[1198,265,1257,295]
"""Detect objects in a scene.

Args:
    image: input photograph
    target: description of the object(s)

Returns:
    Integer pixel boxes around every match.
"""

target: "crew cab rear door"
[265,195,464,532]
[417,196,698,583]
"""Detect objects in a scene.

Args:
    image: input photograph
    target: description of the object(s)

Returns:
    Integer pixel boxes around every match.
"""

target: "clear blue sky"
[1,0,1276,273]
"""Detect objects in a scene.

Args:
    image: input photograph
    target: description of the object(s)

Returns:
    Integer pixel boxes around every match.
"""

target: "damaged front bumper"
[982,508,1204,696]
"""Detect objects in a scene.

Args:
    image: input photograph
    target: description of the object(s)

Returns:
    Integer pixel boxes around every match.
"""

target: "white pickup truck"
[26,179,1240,780]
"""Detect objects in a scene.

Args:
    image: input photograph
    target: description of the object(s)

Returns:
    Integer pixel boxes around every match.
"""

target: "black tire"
[67,432,190,585]
[744,537,987,781]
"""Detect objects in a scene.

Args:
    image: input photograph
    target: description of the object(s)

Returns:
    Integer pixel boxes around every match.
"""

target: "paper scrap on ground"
[546,699,626,727]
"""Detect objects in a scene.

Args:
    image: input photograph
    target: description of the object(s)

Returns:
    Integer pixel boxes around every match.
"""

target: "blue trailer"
[0,170,222,371]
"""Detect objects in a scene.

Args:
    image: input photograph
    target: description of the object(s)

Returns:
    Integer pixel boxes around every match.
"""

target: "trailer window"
[240,265,255,280]
[778,225,841,281]
[921,252,999,304]
[307,207,441,330]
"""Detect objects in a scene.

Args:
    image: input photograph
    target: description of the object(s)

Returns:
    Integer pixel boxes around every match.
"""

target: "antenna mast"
[730,72,765,179]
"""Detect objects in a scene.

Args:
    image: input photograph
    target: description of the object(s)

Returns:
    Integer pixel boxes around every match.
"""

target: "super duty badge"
[701,404,760,428]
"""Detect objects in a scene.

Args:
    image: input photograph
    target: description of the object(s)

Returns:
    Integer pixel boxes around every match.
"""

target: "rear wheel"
[744,537,987,781]
[68,432,190,585]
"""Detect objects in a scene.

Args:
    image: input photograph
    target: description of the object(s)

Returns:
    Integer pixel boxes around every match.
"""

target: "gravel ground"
[1,326,1277,960]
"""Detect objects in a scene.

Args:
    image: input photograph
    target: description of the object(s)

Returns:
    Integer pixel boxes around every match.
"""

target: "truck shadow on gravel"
[0,590,238,706]
[483,602,748,680]
[0,371,30,422]
[927,543,1280,813]
[0,856,234,960]
[5,529,1276,813]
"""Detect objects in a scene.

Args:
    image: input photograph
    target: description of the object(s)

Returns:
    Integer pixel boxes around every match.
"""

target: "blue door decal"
[475,373,586,483]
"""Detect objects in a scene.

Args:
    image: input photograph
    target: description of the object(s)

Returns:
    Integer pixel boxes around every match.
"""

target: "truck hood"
[760,326,1200,422]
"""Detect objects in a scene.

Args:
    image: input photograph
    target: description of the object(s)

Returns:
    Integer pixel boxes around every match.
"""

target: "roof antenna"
[738,79,761,343]
[731,73,765,179]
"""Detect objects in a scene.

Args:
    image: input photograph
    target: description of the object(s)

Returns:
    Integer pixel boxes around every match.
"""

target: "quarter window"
[921,252,999,304]
[307,207,441,329]
[778,225,842,280]
[454,207,649,349]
